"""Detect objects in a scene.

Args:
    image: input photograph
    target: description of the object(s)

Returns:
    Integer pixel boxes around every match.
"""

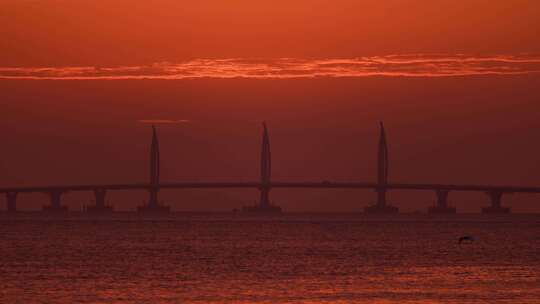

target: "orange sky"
[1,1,540,212]
[1,0,540,66]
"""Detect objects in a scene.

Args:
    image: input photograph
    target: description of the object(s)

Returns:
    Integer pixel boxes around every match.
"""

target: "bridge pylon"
[365,122,398,214]
[138,125,170,213]
[242,122,281,214]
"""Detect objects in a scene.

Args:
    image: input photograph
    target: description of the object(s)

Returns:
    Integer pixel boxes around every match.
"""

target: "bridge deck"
[1,182,540,194]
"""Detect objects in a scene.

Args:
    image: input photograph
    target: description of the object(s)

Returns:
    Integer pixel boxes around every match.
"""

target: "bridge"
[1,123,539,214]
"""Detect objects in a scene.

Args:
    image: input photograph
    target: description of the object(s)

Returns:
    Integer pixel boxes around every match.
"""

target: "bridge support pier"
[428,190,456,214]
[43,191,68,212]
[260,187,270,207]
[6,192,18,212]
[86,189,113,213]
[138,187,170,213]
[482,191,510,214]
[364,189,399,213]
[243,185,281,214]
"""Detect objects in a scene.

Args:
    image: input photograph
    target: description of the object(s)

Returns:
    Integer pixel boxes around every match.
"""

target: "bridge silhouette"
[2,122,539,214]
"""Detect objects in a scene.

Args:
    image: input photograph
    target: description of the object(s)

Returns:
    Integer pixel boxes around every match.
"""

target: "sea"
[0,213,539,303]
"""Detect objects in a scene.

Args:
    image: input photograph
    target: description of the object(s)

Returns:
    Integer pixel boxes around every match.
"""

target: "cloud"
[1,54,539,80]
[137,119,191,125]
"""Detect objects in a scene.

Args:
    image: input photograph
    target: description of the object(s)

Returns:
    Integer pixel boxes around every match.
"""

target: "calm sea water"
[0,213,539,303]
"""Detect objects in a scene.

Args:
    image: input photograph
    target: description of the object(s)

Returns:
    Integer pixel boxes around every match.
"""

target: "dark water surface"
[1,213,539,303]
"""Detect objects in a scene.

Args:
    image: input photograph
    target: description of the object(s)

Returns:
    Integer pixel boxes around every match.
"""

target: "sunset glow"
[1,1,540,303]
[2,55,540,80]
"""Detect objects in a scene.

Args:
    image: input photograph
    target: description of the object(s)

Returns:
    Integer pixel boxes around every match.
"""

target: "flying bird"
[458,236,475,244]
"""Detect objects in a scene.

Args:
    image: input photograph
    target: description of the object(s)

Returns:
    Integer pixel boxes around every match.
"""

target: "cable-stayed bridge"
[1,123,538,214]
